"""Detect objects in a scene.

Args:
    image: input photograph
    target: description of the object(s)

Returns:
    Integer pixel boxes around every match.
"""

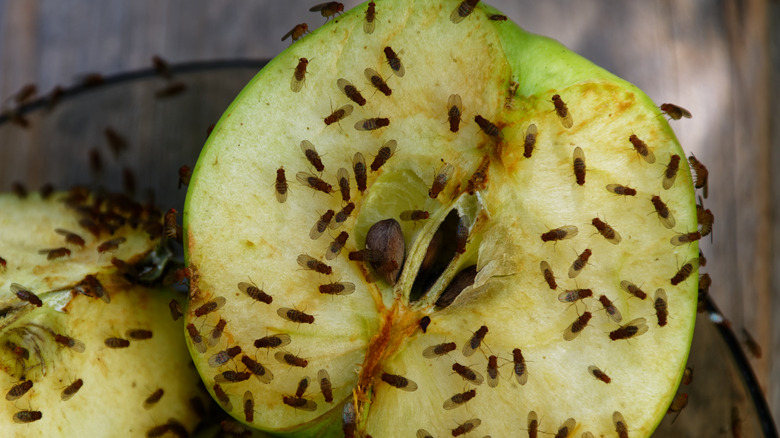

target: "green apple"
[184,1,700,436]
[0,190,208,437]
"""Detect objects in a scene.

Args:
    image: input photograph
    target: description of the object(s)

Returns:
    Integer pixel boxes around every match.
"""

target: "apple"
[183,1,700,436]
[0,189,208,437]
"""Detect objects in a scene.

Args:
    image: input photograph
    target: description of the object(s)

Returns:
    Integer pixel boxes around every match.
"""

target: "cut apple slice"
[184,1,699,436]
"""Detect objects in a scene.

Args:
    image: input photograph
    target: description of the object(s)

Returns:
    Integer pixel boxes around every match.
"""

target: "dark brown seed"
[436,265,477,308]
[364,218,405,285]
[419,316,431,333]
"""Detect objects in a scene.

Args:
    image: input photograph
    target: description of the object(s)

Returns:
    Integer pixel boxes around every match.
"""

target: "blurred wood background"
[0,0,777,434]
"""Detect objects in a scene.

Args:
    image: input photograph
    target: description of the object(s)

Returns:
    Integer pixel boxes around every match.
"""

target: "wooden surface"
[0,0,776,432]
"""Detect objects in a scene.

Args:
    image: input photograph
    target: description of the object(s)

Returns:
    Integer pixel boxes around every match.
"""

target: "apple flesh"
[0,191,208,437]
[184,1,698,436]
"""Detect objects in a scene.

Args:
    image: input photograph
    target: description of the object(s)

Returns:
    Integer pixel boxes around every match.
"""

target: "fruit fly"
[163,208,181,241]
[209,346,243,368]
[667,393,688,423]
[296,171,332,194]
[609,318,649,341]
[588,365,611,384]
[319,281,355,295]
[400,210,430,224]
[337,78,366,106]
[550,420,580,438]
[681,366,694,385]
[613,411,629,438]
[573,146,586,185]
[282,23,309,43]
[143,388,165,410]
[429,162,454,198]
[277,307,316,324]
[186,323,207,353]
[654,288,669,327]
[275,351,308,368]
[54,333,86,353]
[688,154,709,197]
[97,237,127,254]
[422,342,457,358]
[194,296,227,317]
[381,372,418,391]
[489,14,508,21]
[127,329,152,340]
[568,248,592,278]
[316,369,333,403]
[0,256,6,271]
[13,410,42,423]
[452,362,484,385]
[355,117,390,131]
[563,311,592,341]
[450,0,480,23]
[297,254,332,275]
[418,430,433,438]
[670,258,699,286]
[732,406,743,438]
[558,288,593,304]
[254,333,292,351]
[620,280,648,300]
[6,380,33,401]
[383,46,405,77]
[742,328,763,359]
[213,383,233,412]
[241,355,274,384]
[310,209,335,240]
[663,154,681,189]
[462,325,488,357]
[275,167,289,203]
[104,337,130,348]
[466,156,490,194]
[606,183,637,197]
[11,283,42,307]
[352,153,368,192]
[591,218,621,245]
[324,104,353,126]
[527,411,539,438]
[512,348,528,385]
[370,140,397,171]
[208,318,227,347]
[447,94,463,132]
[651,195,676,229]
[697,200,714,237]
[364,1,376,33]
[629,134,656,163]
[364,68,392,96]
[310,2,343,21]
[443,389,476,409]
[671,231,701,246]
[552,94,573,128]
[324,232,349,261]
[452,418,481,437]
[215,370,251,383]
[541,225,578,242]
[660,103,692,120]
[474,115,502,140]
[291,58,309,92]
[486,355,500,387]
[598,295,623,323]
[523,123,538,158]
[177,165,192,190]
[331,202,356,228]
[55,228,85,247]
[243,391,255,422]
[61,378,83,401]
[336,168,350,202]
[283,395,317,411]
[540,260,557,290]
[169,300,183,321]
[238,281,273,304]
